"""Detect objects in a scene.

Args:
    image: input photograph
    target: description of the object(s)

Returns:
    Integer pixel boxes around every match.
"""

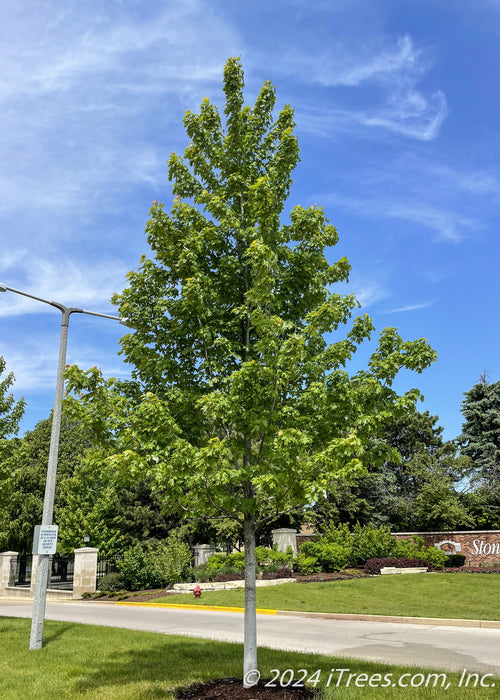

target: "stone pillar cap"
[73,547,99,553]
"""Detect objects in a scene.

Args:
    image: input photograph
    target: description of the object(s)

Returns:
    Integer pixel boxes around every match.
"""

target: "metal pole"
[0,282,126,649]
[29,306,71,649]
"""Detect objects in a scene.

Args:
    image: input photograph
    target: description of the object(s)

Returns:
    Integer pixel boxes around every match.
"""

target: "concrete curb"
[114,601,500,627]
[275,610,500,628]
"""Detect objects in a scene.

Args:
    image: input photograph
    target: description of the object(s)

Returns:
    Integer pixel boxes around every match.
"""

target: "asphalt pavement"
[1,598,499,675]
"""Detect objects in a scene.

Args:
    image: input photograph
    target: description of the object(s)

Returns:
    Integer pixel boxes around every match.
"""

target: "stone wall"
[296,534,316,548]
[291,528,500,568]
[393,530,500,567]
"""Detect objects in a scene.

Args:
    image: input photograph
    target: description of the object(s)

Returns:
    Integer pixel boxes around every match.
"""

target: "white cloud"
[0,336,129,393]
[0,2,236,103]
[0,1,240,225]
[383,301,436,314]
[289,35,447,141]
[0,254,129,318]
[353,90,447,142]
[299,91,447,142]
[383,202,476,242]
[287,36,423,88]
[323,192,478,242]
[353,281,390,308]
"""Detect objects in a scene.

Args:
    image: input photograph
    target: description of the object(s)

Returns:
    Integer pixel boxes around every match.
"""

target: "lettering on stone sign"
[471,539,500,555]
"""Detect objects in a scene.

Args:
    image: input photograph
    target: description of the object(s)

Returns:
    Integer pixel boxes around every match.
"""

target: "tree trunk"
[243,513,257,687]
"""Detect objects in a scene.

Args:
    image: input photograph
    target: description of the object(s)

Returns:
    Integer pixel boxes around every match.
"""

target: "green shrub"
[351,523,396,565]
[204,551,245,579]
[294,553,322,574]
[319,522,352,547]
[446,553,466,568]
[204,552,228,577]
[97,572,126,592]
[155,531,193,586]
[393,537,447,569]
[316,542,351,571]
[119,543,166,591]
[255,545,294,569]
[192,564,210,582]
[301,540,351,572]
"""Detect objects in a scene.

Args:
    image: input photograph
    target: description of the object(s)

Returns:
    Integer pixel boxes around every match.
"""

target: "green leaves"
[0,356,25,440]
[68,58,439,534]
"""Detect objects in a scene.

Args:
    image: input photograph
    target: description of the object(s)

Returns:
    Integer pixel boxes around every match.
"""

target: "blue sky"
[0,0,498,441]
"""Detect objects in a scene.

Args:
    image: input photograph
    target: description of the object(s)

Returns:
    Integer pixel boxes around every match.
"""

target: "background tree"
[0,356,26,548]
[0,414,92,552]
[459,374,500,525]
[0,355,25,441]
[314,409,473,531]
[459,375,500,484]
[67,57,436,685]
[56,446,187,555]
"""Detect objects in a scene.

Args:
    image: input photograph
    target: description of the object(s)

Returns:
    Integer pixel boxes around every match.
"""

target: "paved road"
[1,599,499,675]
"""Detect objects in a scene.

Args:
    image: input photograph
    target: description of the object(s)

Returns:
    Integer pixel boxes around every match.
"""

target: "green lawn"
[148,574,500,620]
[0,617,497,699]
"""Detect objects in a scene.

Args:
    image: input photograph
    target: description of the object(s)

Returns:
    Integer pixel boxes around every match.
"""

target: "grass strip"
[147,574,500,620]
[0,617,498,699]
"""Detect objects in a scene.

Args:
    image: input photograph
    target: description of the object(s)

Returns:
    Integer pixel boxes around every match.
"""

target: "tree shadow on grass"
[73,634,244,697]
[43,622,74,645]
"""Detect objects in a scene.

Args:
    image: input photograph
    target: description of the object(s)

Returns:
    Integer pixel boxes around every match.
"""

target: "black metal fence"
[96,556,123,585]
[10,553,74,590]
[11,554,32,587]
[50,554,74,590]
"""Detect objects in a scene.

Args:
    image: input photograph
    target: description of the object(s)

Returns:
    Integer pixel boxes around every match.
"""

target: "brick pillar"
[271,528,297,556]
[0,551,18,593]
[73,547,98,598]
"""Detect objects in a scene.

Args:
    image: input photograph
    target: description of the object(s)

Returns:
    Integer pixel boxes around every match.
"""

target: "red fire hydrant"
[193,585,202,598]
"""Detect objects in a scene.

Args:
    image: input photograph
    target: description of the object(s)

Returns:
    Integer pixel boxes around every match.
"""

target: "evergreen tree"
[459,374,500,522]
[460,375,500,482]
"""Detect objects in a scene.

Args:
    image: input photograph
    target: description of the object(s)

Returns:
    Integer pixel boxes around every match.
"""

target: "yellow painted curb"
[115,601,277,615]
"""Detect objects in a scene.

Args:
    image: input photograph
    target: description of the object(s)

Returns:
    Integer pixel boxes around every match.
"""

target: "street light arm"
[1,282,131,326]
[0,281,68,312]
[80,308,131,326]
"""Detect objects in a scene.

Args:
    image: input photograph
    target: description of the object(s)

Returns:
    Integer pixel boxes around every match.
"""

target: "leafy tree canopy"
[66,57,437,681]
[0,356,25,440]
[0,413,92,552]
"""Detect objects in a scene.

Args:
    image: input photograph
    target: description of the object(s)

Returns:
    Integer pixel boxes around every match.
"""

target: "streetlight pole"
[0,283,128,650]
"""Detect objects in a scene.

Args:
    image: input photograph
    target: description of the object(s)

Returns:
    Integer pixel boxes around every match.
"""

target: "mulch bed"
[88,588,171,603]
[88,572,368,602]
[175,678,317,699]
[294,571,366,583]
